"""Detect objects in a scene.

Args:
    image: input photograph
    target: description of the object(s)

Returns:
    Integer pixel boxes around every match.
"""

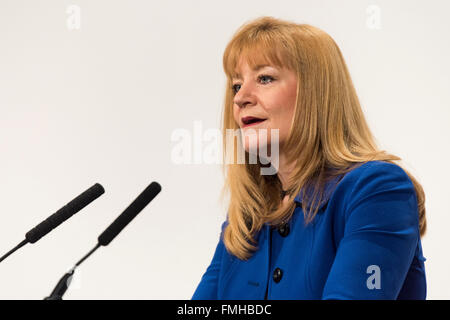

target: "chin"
[243,140,270,154]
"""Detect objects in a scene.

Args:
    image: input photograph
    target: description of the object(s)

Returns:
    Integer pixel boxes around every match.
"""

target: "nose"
[233,82,257,109]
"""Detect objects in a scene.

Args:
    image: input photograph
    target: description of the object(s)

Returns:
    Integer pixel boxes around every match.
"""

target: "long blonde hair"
[220,16,426,261]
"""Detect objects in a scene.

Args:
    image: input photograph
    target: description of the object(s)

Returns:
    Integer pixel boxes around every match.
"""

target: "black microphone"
[45,181,161,300]
[98,181,161,246]
[0,183,105,264]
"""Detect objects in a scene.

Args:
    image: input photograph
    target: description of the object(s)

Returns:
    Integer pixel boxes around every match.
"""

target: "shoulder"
[342,160,411,185]
[339,160,413,194]
[332,160,417,219]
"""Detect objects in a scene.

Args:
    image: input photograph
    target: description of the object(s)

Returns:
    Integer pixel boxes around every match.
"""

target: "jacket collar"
[293,174,343,210]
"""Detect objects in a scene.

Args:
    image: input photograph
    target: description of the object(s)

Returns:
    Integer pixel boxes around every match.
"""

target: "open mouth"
[241,116,267,127]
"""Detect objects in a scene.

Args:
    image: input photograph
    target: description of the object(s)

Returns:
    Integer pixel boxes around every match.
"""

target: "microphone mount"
[44,243,100,300]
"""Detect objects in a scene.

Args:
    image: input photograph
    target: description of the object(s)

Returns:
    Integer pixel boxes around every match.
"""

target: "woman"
[192,16,427,300]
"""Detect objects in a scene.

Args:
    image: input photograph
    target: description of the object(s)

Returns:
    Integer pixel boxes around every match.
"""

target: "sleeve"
[191,219,228,300]
[321,162,420,300]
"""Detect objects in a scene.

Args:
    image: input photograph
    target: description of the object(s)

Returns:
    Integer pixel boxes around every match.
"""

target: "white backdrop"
[0,0,449,299]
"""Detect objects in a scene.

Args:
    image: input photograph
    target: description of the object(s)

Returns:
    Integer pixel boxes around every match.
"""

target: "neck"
[277,153,296,191]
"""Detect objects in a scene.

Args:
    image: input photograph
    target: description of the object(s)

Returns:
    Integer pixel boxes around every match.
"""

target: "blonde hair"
[220,16,426,261]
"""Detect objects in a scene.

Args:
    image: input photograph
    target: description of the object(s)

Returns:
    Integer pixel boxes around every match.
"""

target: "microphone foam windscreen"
[25,183,105,243]
[97,181,161,246]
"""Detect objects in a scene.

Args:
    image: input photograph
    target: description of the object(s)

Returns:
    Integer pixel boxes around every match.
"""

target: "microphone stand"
[44,243,100,300]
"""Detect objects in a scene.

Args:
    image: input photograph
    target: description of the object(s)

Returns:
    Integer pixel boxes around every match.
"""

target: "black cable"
[0,239,28,264]
[75,243,100,267]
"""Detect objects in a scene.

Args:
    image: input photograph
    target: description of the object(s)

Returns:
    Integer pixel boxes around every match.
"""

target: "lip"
[241,116,267,128]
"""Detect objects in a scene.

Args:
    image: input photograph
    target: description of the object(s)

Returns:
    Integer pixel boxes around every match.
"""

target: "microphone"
[0,183,105,264]
[44,181,162,300]
[97,181,161,246]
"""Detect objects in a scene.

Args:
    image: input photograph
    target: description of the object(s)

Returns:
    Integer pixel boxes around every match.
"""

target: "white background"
[0,0,448,299]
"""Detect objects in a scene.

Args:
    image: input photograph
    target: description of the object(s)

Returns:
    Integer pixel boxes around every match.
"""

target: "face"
[232,57,298,155]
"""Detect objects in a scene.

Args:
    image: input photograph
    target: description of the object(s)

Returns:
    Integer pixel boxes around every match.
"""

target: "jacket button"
[273,268,283,283]
[278,223,290,237]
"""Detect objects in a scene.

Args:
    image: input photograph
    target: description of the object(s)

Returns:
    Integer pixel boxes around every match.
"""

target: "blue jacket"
[192,160,427,299]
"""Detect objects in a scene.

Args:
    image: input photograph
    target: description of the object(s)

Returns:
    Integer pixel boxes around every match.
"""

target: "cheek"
[281,108,295,134]
[270,105,294,129]
[266,103,295,143]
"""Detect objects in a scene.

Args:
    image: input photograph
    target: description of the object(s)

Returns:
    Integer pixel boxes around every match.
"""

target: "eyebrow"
[232,64,274,80]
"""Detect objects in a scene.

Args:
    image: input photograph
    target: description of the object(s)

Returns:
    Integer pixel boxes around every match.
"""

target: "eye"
[232,83,241,95]
[231,75,275,95]
[258,74,275,84]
